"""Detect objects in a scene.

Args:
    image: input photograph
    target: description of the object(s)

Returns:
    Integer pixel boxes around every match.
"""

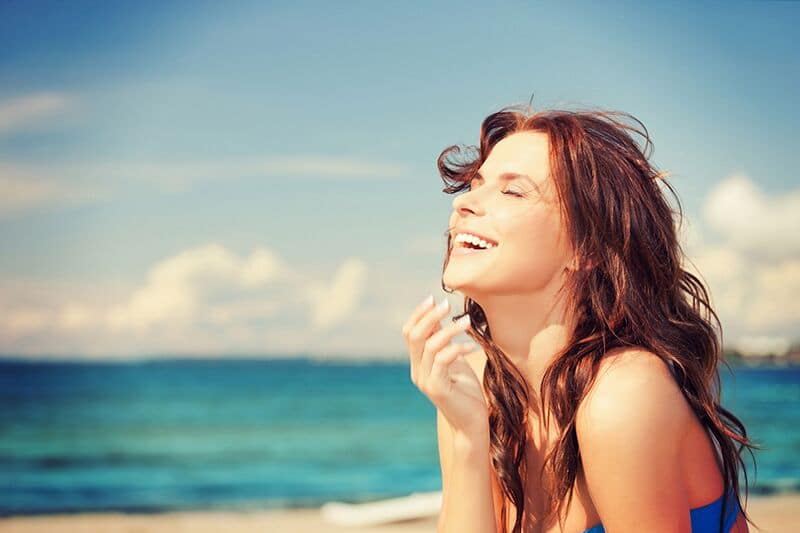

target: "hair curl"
[437,102,760,532]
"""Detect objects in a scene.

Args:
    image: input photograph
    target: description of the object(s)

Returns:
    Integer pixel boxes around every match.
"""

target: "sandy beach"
[0,493,796,533]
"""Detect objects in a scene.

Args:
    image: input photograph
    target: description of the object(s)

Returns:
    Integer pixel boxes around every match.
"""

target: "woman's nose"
[452,187,485,215]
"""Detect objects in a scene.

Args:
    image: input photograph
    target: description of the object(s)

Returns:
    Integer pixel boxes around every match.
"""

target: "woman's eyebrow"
[475,171,541,192]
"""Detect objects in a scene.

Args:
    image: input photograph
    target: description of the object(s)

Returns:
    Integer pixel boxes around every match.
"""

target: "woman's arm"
[437,408,500,533]
[576,349,694,533]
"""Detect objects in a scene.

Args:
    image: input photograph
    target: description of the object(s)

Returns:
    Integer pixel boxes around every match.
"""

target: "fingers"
[402,295,433,376]
[401,294,435,338]
[405,297,452,367]
[419,314,471,380]
[406,297,451,343]
[412,298,452,339]
[424,342,475,395]
[428,342,476,383]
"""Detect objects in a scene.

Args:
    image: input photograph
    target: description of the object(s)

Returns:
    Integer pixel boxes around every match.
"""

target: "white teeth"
[454,232,497,249]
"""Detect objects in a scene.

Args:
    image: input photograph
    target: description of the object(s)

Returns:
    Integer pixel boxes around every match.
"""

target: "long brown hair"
[437,102,760,532]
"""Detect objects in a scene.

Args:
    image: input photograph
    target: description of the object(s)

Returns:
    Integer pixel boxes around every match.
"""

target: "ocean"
[0,358,797,516]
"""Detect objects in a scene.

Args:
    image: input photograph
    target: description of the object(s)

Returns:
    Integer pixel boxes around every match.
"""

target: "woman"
[402,103,759,532]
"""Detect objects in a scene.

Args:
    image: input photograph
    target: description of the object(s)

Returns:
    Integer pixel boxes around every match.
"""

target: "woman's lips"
[450,244,497,256]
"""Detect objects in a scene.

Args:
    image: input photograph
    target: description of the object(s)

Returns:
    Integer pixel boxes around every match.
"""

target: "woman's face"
[443,131,575,298]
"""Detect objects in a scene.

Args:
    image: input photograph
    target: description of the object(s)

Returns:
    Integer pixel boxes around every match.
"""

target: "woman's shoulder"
[575,345,693,448]
[593,345,674,376]
[574,347,721,530]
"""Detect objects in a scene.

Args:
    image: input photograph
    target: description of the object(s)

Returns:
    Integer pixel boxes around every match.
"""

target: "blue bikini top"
[581,487,740,533]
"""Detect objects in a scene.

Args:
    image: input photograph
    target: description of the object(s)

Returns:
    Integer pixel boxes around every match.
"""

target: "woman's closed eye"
[467,179,527,198]
[501,188,526,197]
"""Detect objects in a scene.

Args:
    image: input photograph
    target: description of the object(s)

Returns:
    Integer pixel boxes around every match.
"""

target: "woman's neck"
[473,278,575,399]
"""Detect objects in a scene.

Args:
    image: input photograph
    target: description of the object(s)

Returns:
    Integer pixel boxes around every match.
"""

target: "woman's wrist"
[453,424,491,459]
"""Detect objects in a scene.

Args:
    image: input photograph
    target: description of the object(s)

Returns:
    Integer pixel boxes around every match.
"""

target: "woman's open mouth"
[450,232,499,256]
[451,245,497,256]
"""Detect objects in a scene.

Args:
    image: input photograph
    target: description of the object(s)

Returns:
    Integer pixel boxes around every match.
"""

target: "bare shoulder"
[574,347,698,530]
[575,347,692,447]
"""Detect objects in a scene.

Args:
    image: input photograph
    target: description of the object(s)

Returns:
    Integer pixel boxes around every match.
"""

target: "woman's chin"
[443,276,486,299]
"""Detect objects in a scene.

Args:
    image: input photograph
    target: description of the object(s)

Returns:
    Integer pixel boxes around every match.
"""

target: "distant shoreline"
[0,492,797,533]
[4,485,799,518]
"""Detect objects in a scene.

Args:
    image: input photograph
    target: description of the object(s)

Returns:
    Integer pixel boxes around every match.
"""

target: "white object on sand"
[320,490,442,526]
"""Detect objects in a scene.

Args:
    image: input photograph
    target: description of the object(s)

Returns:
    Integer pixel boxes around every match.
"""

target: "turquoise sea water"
[0,358,797,516]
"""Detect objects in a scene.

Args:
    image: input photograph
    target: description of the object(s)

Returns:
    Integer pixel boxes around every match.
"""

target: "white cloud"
[735,334,791,358]
[5,308,49,335]
[0,92,73,135]
[57,303,95,331]
[305,258,368,329]
[704,172,800,262]
[743,260,800,331]
[106,244,289,331]
[683,173,800,347]
[0,164,110,217]
[0,244,393,359]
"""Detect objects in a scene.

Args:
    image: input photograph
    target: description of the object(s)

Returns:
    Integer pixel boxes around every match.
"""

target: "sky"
[0,0,798,360]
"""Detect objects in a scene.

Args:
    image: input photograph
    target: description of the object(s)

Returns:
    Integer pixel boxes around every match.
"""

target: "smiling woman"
[409,102,762,533]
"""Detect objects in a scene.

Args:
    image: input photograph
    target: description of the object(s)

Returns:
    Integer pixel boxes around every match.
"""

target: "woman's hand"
[402,295,489,439]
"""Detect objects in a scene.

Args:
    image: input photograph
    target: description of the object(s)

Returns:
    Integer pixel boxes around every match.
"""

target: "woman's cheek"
[502,219,567,284]
[476,206,566,286]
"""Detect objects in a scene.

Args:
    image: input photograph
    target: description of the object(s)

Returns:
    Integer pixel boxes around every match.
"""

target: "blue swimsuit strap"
[581,487,740,533]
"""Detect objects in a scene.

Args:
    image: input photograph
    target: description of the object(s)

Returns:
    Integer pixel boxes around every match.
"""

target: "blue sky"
[1,1,798,359]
